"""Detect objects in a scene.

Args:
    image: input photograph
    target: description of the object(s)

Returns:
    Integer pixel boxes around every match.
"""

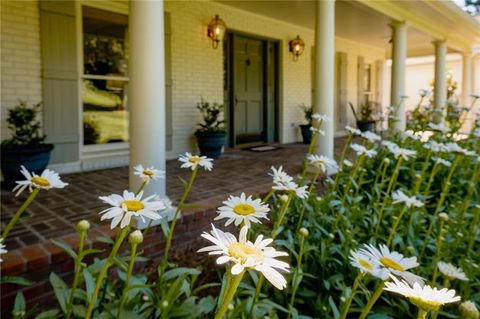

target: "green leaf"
[13,292,26,319]
[162,267,201,281]
[1,276,34,286]
[160,219,170,238]
[96,236,114,245]
[83,269,95,301]
[51,239,77,260]
[79,248,103,260]
[49,273,69,314]
[34,309,60,319]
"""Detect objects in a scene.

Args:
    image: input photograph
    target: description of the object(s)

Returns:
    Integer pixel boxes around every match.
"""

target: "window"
[82,6,129,146]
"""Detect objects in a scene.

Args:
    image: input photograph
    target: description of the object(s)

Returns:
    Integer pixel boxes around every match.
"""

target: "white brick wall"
[1,0,42,141]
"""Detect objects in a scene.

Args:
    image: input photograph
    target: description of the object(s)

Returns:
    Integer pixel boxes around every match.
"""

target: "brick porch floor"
[1,140,348,250]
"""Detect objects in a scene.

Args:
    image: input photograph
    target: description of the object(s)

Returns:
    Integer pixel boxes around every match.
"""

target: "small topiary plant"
[195,98,226,133]
[2,101,46,146]
[299,104,313,126]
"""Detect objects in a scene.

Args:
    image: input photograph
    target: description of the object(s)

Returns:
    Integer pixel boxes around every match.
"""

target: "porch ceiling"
[217,0,479,57]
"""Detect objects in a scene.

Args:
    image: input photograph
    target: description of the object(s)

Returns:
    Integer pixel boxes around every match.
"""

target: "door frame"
[224,31,280,148]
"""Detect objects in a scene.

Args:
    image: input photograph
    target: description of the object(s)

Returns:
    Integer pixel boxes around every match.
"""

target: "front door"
[233,35,264,145]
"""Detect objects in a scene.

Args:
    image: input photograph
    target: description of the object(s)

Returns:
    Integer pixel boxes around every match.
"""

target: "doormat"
[244,145,281,152]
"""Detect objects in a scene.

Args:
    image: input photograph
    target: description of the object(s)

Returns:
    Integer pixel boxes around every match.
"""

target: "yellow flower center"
[188,157,201,164]
[409,297,441,312]
[143,169,154,176]
[359,258,373,270]
[31,176,50,187]
[233,204,255,216]
[380,257,405,271]
[228,242,264,264]
[122,200,145,212]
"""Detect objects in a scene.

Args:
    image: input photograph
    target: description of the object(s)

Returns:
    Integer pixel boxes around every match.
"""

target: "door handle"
[234,96,238,106]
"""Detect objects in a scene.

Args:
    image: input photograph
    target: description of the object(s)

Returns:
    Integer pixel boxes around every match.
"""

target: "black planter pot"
[195,131,226,159]
[299,124,312,144]
[1,144,54,189]
[356,120,376,132]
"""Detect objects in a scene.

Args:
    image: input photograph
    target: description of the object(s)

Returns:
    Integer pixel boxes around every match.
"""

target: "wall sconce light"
[207,14,227,49]
[289,35,305,61]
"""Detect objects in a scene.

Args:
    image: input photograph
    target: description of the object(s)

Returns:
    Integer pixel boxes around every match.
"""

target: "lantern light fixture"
[207,14,227,49]
[289,35,305,61]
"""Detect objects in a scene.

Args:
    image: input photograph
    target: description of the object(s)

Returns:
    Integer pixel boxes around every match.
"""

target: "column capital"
[389,20,407,30]
[432,39,447,46]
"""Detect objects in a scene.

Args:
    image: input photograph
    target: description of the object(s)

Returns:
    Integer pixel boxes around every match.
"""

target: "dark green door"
[233,35,264,145]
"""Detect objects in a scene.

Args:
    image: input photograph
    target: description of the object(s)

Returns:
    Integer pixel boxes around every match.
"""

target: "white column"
[462,53,473,106]
[129,0,166,198]
[314,0,335,160]
[433,40,447,112]
[390,21,407,131]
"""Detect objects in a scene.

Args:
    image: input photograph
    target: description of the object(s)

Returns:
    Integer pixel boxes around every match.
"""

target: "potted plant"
[1,101,54,188]
[299,104,313,144]
[194,99,226,159]
[357,101,375,132]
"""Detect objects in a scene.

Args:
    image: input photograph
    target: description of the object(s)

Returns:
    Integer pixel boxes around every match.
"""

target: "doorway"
[224,32,279,147]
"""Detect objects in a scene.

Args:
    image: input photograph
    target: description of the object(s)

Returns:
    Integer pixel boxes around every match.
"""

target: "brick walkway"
[1,140,348,250]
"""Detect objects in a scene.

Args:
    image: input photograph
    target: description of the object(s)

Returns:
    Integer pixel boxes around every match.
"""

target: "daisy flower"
[12,166,68,196]
[444,142,476,156]
[423,141,446,153]
[382,140,399,151]
[392,190,423,208]
[432,157,451,167]
[349,249,382,277]
[350,143,377,158]
[215,193,270,227]
[385,145,417,161]
[179,152,213,171]
[345,125,361,135]
[98,190,165,229]
[343,159,353,167]
[428,122,451,134]
[360,244,424,285]
[402,130,421,141]
[361,131,381,143]
[269,166,294,186]
[309,126,325,135]
[273,180,308,199]
[0,239,7,262]
[437,261,469,281]
[133,164,165,184]
[198,225,290,290]
[384,276,460,312]
[312,113,330,122]
[306,154,338,173]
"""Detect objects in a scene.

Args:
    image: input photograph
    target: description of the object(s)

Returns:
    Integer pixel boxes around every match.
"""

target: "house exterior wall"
[1,0,385,169]
[1,0,43,141]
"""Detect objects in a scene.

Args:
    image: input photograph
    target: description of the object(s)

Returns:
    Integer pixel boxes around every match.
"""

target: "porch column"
[433,40,447,112]
[462,53,473,105]
[129,0,166,197]
[390,21,407,131]
[314,0,335,159]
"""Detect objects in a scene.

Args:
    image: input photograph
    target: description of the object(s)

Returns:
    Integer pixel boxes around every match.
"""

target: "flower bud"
[76,220,91,233]
[383,158,391,165]
[299,228,309,237]
[142,295,149,301]
[129,230,144,245]
[227,303,234,311]
[161,300,169,309]
[328,233,335,239]
[340,296,346,303]
[459,301,480,319]
[439,213,449,221]
[279,194,289,203]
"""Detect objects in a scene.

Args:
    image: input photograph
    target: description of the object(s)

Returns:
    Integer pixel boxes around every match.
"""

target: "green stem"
[215,271,244,319]
[159,166,198,276]
[467,206,480,255]
[339,274,362,319]
[332,134,354,192]
[413,150,433,194]
[420,157,459,259]
[247,275,264,319]
[430,219,445,285]
[457,162,479,224]
[85,227,130,319]
[272,194,293,240]
[2,188,40,239]
[288,235,306,319]
[341,155,365,207]
[300,123,321,183]
[358,282,385,319]
[262,189,275,203]
[376,157,403,234]
[65,230,87,319]
[417,309,428,319]
[117,242,138,318]
[386,206,407,248]
[296,170,320,233]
